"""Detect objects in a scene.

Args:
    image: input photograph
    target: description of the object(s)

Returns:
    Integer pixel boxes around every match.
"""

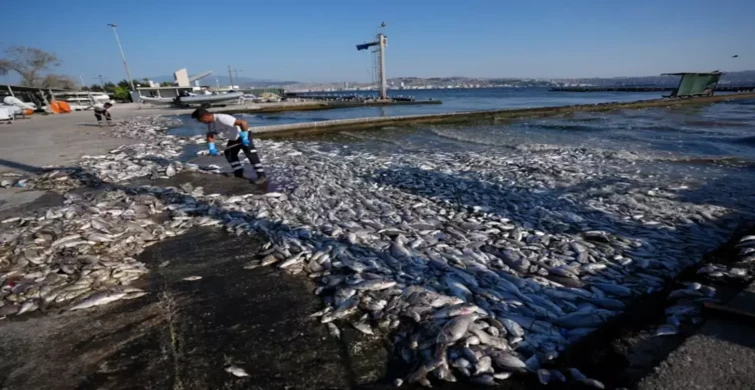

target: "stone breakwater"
[0,115,752,387]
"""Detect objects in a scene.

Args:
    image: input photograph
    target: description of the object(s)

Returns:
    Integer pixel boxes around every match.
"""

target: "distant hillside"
[147,75,299,87]
[560,71,755,87]
[386,70,755,89]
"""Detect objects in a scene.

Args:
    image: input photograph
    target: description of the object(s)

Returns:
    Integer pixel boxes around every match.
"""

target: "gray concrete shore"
[637,281,755,390]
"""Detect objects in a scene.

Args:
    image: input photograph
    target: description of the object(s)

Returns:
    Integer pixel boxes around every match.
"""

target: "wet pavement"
[0,173,387,390]
[637,281,755,390]
[0,227,390,390]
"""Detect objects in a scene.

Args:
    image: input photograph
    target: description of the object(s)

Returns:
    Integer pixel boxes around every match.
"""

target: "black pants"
[224,138,265,178]
[94,111,111,122]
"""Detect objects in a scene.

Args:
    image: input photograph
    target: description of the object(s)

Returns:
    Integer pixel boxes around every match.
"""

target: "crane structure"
[189,70,213,83]
[357,24,388,100]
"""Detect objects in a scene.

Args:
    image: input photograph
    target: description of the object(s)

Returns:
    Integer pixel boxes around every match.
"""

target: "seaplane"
[139,90,244,107]
[139,69,244,107]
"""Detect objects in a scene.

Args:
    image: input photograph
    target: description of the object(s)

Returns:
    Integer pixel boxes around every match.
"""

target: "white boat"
[54,92,110,105]
[139,92,244,107]
[179,91,244,105]
[139,96,175,105]
[0,106,14,124]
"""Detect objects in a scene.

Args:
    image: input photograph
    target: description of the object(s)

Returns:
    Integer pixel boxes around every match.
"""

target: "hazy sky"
[1,0,753,84]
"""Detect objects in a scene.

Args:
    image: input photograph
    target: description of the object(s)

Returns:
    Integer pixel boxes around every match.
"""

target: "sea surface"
[171,88,755,162]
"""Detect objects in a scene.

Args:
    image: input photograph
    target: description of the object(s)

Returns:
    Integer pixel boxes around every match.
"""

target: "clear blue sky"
[1,0,753,84]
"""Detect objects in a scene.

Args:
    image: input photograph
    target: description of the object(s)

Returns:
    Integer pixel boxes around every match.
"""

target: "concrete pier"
[216,99,441,115]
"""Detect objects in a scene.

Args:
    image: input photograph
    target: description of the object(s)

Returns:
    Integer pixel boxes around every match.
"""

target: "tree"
[117,79,130,88]
[41,74,78,89]
[160,81,174,87]
[0,46,61,87]
[113,86,130,101]
[102,82,116,93]
[90,84,104,92]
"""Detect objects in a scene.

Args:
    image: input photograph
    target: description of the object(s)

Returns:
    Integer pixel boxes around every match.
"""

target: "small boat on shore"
[180,92,243,105]
[140,92,244,107]
[139,96,175,105]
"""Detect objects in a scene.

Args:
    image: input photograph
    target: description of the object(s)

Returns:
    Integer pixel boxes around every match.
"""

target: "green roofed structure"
[662,71,722,98]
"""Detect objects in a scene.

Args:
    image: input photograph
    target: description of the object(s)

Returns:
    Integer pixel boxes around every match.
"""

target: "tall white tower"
[356,22,389,100]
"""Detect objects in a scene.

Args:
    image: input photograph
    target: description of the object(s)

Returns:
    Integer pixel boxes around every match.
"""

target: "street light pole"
[107,23,135,91]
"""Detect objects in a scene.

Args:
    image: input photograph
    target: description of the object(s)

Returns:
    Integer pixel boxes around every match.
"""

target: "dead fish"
[537,369,551,384]
[352,321,374,335]
[655,324,678,336]
[582,378,606,389]
[69,292,127,311]
[183,276,202,281]
[17,300,39,315]
[327,323,341,339]
[438,314,479,345]
[225,365,249,377]
[489,351,527,372]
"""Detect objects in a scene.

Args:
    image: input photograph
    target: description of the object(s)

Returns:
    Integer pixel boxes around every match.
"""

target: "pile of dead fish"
[0,117,184,315]
[2,117,192,192]
[108,116,182,142]
[219,142,746,387]
[0,189,161,315]
[1,115,752,388]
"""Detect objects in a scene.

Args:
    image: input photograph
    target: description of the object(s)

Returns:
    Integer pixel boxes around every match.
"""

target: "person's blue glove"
[207,142,219,156]
[239,131,251,147]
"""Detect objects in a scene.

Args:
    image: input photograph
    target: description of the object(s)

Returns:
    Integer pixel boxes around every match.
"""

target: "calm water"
[242,88,663,125]
[171,88,661,131]
[170,88,755,161]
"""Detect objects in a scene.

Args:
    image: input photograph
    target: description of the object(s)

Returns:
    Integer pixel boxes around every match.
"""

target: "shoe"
[251,176,268,185]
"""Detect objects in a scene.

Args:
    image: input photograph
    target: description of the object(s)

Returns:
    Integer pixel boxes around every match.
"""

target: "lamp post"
[107,23,135,91]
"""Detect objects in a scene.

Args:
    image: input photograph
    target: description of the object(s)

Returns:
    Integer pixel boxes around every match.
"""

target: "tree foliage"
[41,74,78,89]
[0,46,62,87]
[113,86,130,101]
[160,81,174,87]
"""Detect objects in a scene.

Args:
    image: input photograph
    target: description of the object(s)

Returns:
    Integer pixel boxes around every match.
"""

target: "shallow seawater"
[285,99,755,206]
[166,88,663,138]
[304,99,755,167]
[168,94,755,188]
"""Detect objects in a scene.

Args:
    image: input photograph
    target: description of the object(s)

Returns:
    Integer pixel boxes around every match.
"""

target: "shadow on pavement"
[0,158,45,174]
[0,227,389,390]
